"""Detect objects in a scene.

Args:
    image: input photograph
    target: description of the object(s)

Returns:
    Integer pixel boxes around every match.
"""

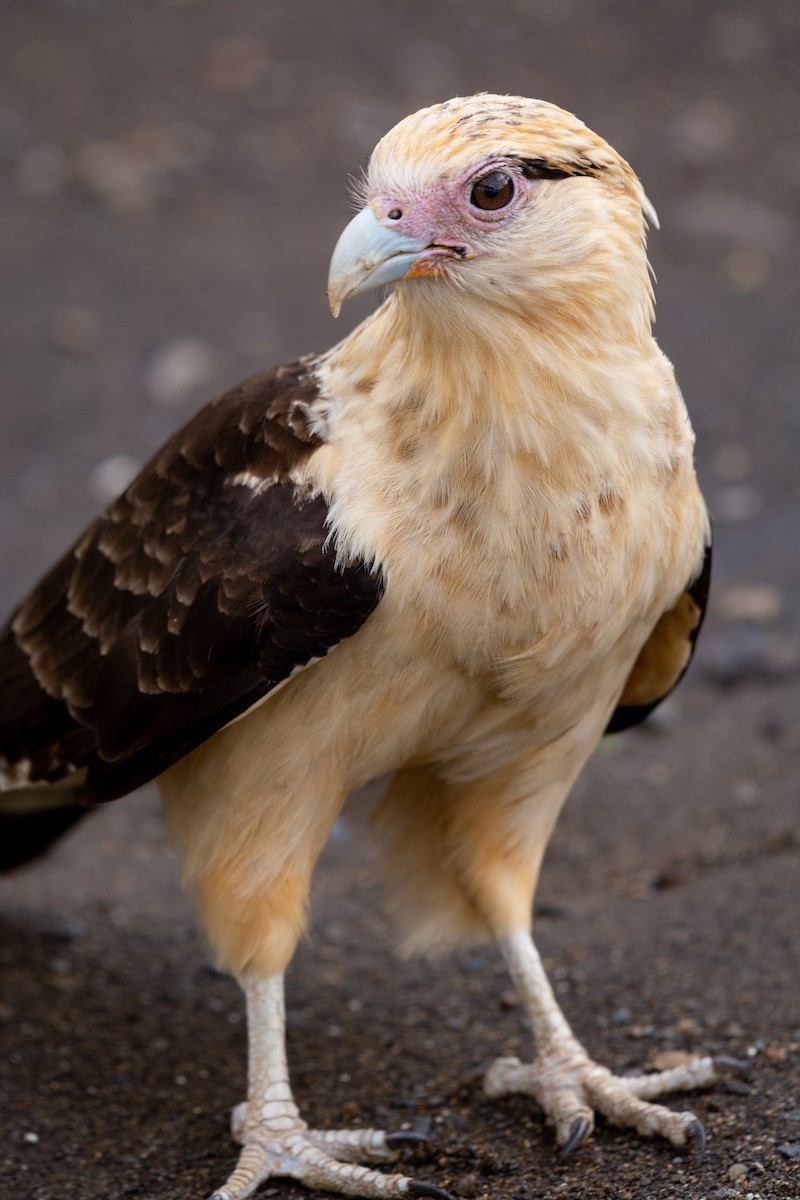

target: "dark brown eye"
[470,170,515,211]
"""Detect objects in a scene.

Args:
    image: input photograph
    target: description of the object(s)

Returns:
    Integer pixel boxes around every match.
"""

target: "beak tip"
[327,291,342,319]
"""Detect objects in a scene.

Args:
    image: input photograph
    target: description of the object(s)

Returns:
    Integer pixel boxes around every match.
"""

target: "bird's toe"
[484,1044,715,1159]
[309,1126,421,1164]
[685,1118,707,1166]
[211,1121,444,1199]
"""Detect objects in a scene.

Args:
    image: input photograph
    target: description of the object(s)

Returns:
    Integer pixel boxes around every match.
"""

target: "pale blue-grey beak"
[327,206,431,317]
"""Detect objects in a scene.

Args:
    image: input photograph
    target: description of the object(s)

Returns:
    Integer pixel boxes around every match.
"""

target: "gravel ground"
[1,3,798,1199]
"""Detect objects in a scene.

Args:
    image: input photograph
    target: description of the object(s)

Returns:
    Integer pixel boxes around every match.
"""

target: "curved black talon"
[686,1119,707,1167]
[714,1055,751,1074]
[558,1116,591,1161]
[385,1131,429,1150]
[409,1181,456,1200]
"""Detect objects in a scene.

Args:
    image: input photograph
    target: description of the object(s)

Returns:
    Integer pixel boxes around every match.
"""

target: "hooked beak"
[327,206,439,317]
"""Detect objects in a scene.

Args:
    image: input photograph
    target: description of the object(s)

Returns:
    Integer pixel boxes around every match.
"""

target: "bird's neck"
[323,283,662,482]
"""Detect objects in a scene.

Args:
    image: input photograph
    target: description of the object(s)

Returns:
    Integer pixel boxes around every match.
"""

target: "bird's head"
[328,94,656,335]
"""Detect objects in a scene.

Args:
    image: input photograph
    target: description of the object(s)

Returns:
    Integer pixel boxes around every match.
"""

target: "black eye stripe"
[515,157,598,181]
[467,156,599,215]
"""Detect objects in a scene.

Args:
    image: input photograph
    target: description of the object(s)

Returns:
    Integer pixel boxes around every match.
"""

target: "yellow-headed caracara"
[1,96,715,1199]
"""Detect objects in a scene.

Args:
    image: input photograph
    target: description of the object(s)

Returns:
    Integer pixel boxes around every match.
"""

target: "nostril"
[387,208,402,221]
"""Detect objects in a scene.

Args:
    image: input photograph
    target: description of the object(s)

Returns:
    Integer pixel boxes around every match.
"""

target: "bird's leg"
[209,973,451,1200]
[483,929,715,1158]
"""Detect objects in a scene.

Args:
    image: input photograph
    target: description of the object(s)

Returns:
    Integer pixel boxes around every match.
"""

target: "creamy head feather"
[354,94,657,339]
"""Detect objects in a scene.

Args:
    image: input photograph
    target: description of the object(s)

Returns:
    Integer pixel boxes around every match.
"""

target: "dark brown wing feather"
[606,541,711,734]
[0,359,383,803]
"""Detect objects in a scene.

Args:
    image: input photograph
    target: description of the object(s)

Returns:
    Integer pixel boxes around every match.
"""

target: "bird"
[0,94,715,1200]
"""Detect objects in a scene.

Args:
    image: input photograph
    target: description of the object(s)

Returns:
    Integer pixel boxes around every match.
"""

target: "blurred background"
[1,3,798,1199]
[1,0,799,622]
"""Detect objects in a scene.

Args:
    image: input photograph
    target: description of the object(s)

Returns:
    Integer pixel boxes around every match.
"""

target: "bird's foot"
[209,1109,452,1200]
[483,1043,716,1160]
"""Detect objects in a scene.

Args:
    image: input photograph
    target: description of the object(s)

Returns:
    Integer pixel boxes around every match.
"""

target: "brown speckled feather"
[0,359,383,803]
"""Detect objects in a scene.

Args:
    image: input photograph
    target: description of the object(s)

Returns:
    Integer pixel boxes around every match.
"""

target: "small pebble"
[733,780,760,807]
[23,1132,39,1144]
[199,961,227,979]
[644,761,671,785]
[75,138,156,215]
[144,338,217,406]
[533,900,569,919]
[725,246,771,293]
[50,304,101,355]
[714,484,760,523]
[669,100,735,164]
[713,442,751,482]
[88,455,142,504]
[41,917,87,942]
[718,585,783,622]
[459,952,489,972]
[705,628,800,688]
[728,1162,748,1180]
[778,1143,800,1159]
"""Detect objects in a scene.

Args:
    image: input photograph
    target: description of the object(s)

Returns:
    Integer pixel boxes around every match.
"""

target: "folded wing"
[607,543,711,733]
[0,360,383,803]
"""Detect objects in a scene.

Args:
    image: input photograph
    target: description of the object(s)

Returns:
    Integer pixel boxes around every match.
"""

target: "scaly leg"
[209,974,451,1200]
[484,929,714,1158]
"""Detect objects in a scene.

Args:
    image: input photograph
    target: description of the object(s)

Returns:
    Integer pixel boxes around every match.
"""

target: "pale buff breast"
[307,322,707,707]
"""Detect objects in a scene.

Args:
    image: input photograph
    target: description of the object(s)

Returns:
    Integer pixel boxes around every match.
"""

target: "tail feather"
[0,782,87,872]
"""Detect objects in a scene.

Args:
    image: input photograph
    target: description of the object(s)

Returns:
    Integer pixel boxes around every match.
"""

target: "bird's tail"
[0,779,87,872]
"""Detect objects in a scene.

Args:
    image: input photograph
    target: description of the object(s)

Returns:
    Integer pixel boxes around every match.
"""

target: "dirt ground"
[0,2,798,1198]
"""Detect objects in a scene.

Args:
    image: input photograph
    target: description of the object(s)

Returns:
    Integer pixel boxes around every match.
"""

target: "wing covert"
[0,360,383,803]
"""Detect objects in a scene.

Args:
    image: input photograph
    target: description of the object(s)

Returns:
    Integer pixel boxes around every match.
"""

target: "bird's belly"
[386,480,706,733]
[318,417,707,745]
[396,521,662,674]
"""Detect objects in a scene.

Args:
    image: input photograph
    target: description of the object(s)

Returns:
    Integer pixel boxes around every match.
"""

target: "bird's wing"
[606,541,711,733]
[0,359,383,804]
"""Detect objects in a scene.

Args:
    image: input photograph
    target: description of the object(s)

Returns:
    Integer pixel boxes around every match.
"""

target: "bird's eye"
[470,170,515,211]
